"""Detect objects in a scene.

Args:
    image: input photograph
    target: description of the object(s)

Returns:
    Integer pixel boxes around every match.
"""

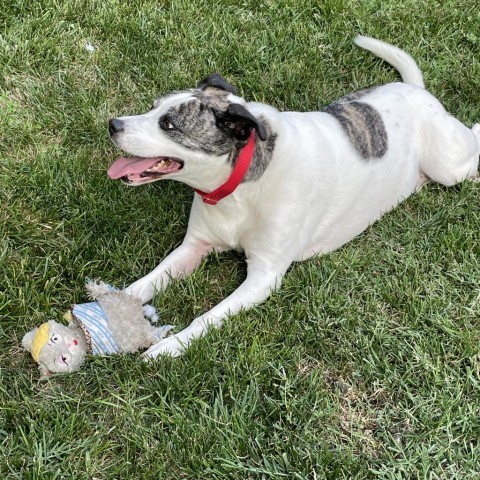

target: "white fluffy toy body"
[22,280,173,377]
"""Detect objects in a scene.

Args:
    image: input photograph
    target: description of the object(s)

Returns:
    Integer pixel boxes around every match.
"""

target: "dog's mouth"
[107,156,184,185]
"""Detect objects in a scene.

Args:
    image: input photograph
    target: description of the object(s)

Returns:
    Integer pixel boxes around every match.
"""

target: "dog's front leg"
[142,265,286,358]
[125,238,212,303]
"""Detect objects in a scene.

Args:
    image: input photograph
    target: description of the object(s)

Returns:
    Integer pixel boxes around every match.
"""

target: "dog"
[108,36,480,358]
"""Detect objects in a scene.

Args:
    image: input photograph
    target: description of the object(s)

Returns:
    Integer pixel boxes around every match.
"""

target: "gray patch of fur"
[324,87,388,159]
[160,90,276,181]
[95,291,161,352]
[242,119,277,182]
[85,280,168,353]
[335,87,377,103]
[160,90,233,155]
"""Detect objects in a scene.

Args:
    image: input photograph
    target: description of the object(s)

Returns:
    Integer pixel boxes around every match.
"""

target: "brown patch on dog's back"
[324,87,388,159]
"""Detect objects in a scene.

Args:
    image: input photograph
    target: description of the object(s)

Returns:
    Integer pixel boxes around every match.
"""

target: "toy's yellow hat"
[31,323,50,361]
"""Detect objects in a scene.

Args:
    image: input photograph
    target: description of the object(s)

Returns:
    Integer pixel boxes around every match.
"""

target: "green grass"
[1,0,480,478]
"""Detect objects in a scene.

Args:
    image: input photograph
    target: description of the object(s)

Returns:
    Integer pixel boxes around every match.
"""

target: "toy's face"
[22,320,87,376]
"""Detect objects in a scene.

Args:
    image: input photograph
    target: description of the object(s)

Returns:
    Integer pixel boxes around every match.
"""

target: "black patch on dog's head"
[155,88,274,181]
[161,96,231,155]
[213,103,267,142]
[159,92,266,149]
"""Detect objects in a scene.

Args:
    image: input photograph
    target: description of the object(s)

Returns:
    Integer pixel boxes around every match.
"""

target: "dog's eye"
[50,334,60,344]
[159,116,176,131]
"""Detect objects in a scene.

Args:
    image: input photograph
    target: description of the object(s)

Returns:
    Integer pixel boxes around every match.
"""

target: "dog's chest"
[191,195,257,251]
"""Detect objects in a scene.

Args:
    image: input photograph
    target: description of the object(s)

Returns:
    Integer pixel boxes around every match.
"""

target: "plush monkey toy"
[22,280,173,377]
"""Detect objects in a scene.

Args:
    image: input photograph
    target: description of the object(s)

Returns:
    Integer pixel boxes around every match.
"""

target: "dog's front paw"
[125,280,155,304]
[142,336,185,359]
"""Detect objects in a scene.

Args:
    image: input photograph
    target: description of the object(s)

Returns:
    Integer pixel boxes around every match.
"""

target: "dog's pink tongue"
[108,157,161,179]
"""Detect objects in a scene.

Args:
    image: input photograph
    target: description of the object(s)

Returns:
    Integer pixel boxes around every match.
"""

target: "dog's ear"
[197,73,238,95]
[213,103,267,142]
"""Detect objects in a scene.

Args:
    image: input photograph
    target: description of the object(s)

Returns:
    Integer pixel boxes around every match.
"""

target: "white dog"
[108,36,480,358]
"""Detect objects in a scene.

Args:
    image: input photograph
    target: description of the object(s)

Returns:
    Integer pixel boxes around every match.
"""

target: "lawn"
[1,0,479,478]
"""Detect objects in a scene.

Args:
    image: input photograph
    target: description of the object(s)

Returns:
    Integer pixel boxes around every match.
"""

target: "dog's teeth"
[146,160,167,173]
[143,159,177,174]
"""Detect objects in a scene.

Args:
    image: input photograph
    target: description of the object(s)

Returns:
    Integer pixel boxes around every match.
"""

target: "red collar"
[194,131,256,205]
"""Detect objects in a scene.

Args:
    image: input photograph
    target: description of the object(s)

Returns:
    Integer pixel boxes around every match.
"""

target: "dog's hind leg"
[473,123,480,144]
[416,171,432,191]
[472,123,480,181]
[420,114,479,187]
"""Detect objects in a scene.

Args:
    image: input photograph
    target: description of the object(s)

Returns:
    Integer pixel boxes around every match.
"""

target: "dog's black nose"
[109,118,124,135]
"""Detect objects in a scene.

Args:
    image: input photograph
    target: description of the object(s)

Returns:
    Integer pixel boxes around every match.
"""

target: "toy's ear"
[22,329,38,353]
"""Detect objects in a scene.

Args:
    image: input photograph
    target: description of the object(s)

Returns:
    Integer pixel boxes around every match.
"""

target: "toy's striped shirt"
[72,302,120,355]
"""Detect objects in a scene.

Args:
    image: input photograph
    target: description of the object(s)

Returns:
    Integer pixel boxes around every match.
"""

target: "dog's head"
[108,74,267,188]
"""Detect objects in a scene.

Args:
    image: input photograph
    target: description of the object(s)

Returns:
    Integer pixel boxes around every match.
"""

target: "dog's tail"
[354,35,425,89]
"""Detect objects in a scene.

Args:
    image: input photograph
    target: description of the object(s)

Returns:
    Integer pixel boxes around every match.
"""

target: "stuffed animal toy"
[22,280,173,377]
